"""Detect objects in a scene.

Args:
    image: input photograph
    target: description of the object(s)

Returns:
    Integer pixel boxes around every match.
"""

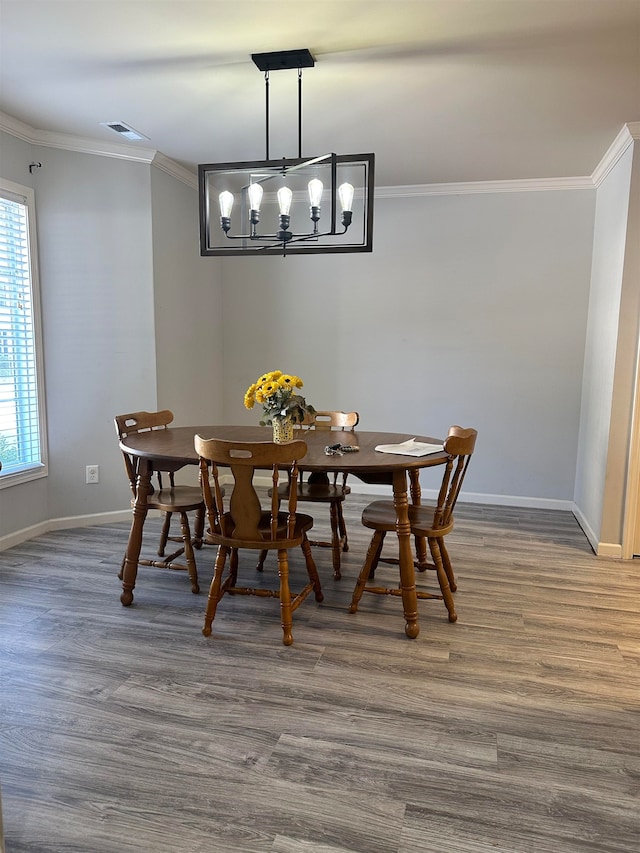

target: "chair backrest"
[294,411,359,487]
[115,410,174,438]
[195,436,308,545]
[433,425,478,530]
[297,410,359,431]
[114,409,175,495]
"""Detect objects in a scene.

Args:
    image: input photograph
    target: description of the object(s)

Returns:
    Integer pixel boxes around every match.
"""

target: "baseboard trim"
[449,490,573,511]
[0,509,134,552]
[250,475,574,510]
[596,542,623,558]
[0,490,582,555]
[48,509,135,530]
[571,503,622,558]
[572,503,599,554]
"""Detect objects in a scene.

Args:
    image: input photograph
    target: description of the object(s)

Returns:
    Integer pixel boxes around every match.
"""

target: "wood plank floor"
[0,496,639,852]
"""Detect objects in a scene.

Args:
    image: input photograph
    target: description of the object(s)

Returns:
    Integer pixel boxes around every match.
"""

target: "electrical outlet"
[86,465,99,484]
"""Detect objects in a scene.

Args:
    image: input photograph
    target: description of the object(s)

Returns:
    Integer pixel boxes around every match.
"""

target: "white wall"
[0,138,144,533]
[574,144,634,548]
[32,146,157,520]
[0,135,222,542]
[220,188,596,505]
[150,166,224,427]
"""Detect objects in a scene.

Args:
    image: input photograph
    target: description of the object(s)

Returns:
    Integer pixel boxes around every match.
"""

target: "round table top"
[120,425,448,475]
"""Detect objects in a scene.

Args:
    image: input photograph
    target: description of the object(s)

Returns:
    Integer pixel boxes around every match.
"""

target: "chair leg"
[350,530,385,613]
[429,537,457,622]
[414,534,429,571]
[193,506,205,550]
[439,539,457,592]
[229,548,239,589]
[337,503,349,552]
[277,548,294,646]
[301,534,324,602]
[256,549,268,572]
[329,502,342,580]
[158,511,172,556]
[368,530,386,579]
[179,512,199,594]
[203,545,229,636]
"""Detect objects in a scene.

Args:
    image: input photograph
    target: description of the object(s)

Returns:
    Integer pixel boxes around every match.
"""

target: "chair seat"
[213,510,315,550]
[361,500,453,537]
[277,482,351,502]
[144,485,204,514]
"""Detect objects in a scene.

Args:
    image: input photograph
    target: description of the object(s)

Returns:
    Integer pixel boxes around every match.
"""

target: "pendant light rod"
[253,49,315,161]
[263,64,304,160]
[298,67,302,158]
[265,70,270,160]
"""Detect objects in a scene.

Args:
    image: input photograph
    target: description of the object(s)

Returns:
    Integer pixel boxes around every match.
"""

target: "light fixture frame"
[198,47,375,258]
[198,152,375,257]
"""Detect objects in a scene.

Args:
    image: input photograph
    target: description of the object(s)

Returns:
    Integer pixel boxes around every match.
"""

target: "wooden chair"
[260,410,359,580]
[195,435,324,646]
[115,410,205,593]
[349,426,477,623]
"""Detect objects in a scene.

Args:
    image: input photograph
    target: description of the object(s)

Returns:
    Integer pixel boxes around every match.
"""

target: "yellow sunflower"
[244,384,257,409]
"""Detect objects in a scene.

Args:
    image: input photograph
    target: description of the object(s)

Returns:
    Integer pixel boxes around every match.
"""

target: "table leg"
[393,468,419,639]
[120,459,152,606]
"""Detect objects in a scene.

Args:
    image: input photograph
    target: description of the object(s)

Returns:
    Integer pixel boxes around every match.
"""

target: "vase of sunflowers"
[244,370,315,443]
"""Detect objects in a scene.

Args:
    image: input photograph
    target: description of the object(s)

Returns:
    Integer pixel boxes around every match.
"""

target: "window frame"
[0,176,48,489]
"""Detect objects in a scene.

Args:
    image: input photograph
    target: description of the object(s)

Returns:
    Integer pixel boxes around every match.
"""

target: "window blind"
[0,186,45,479]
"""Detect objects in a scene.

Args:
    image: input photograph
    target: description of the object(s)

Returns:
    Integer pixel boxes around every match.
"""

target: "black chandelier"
[198,49,375,257]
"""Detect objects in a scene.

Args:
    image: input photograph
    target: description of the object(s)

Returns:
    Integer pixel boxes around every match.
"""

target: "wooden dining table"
[118,425,449,638]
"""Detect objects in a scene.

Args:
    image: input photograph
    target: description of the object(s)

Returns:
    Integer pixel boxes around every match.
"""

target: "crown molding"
[39,129,157,163]
[2,109,638,197]
[151,152,198,190]
[0,109,158,163]
[0,111,37,142]
[591,122,640,187]
[0,110,200,187]
[376,175,594,198]
[627,121,640,139]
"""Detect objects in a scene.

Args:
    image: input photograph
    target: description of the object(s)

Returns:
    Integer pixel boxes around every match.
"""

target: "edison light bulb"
[338,183,354,213]
[248,182,263,212]
[308,179,323,208]
[218,190,234,218]
[277,186,293,216]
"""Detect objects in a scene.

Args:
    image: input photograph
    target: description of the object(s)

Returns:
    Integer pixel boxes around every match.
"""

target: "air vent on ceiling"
[100,121,148,142]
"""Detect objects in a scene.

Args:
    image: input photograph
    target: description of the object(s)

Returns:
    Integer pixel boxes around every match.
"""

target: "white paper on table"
[374,438,445,457]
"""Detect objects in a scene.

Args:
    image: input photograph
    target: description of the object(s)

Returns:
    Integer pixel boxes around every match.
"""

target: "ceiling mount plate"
[251,49,315,72]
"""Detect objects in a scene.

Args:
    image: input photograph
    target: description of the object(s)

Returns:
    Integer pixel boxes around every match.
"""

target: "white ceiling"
[1,0,639,187]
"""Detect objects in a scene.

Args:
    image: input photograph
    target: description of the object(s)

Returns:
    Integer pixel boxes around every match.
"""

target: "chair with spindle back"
[115,410,205,593]
[195,435,323,646]
[259,410,359,580]
[349,425,477,623]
